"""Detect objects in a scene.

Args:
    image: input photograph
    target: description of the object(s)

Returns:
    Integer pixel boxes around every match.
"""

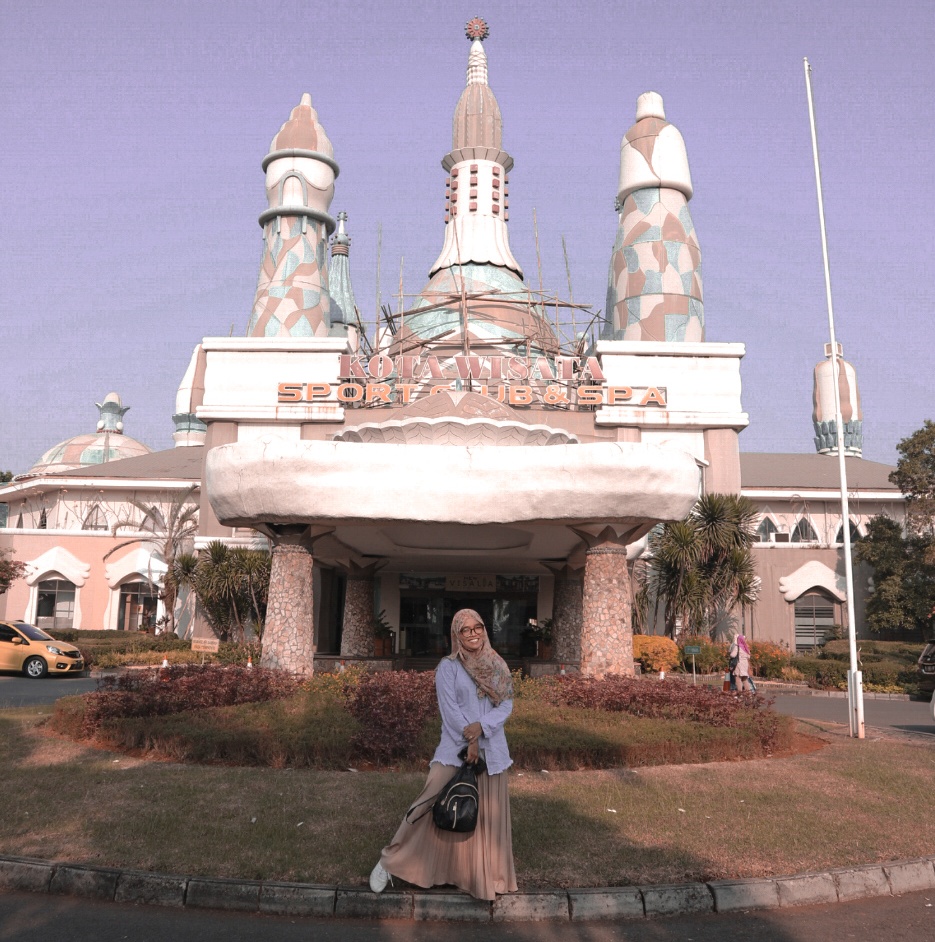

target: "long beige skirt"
[380,762,517,901]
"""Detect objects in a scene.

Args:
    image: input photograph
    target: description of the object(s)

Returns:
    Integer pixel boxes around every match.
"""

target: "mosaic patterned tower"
[247,94,339,338]
[813,342,863,456]
[604,92,704,342]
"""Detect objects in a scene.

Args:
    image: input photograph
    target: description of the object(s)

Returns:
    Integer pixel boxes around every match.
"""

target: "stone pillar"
[551,567,583,666]
[262,542,316,675]
[580,542,634,678]
[340,573,375,657]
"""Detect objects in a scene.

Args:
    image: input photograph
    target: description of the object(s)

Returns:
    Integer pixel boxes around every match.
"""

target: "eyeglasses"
[459,626,485,636]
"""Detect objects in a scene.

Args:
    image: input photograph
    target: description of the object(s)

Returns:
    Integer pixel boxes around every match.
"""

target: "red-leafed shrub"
[346,670,438,762]
[534,675,785,751]
[70,665,299,739]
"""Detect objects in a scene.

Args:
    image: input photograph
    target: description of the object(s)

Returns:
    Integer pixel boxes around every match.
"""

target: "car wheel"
[23,656,48,679]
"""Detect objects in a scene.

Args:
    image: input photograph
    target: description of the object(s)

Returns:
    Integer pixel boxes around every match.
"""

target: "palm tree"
[104,486,199,635]
[636,493,759,638]
[172,541,271,642]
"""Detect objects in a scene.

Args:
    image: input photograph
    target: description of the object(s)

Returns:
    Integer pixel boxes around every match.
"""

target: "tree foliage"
[104,486,199,635]
[0,471,13,484]
[0,547,26,595]
[635,493,759,638]
[890,419,935,536]
[171,541,271,642]
[854,421,935,635]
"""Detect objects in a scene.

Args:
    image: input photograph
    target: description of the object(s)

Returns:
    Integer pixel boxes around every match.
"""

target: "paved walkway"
[2,886,935,941]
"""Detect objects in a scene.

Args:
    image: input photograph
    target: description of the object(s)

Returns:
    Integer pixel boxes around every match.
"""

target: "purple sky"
[2,0,932,474]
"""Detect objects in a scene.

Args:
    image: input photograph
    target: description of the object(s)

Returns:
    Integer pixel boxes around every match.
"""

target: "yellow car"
[0,621,85,678]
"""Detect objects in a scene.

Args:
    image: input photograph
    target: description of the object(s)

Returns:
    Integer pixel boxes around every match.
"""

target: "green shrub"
[678,636,727,674]
[793,656,848,690]
[821,639,924,666]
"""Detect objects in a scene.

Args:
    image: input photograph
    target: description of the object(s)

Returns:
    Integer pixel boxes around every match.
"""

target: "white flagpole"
[804,57,864,739]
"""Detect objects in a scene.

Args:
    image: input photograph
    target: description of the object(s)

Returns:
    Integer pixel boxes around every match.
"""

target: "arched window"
[835,519,861,543]
[38,509,48,530]
[83,504,108,531]
[791,518,818,543]
[36,578,76,631]
[118,580,159,631]
[756,517,778,543]
[794,589,837,652]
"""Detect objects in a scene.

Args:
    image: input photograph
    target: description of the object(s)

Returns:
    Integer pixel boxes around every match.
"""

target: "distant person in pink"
[729,633,752,694]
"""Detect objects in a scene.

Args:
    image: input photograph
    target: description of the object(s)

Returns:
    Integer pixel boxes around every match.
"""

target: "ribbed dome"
[452,41,502,150]
[269,92,334,157]
[26,393,152,476]
[29,432,152,476]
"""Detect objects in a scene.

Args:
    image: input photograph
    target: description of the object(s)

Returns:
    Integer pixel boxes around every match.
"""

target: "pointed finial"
[300,92,312,107]
[465,17,489,41]
[331,210,351,255]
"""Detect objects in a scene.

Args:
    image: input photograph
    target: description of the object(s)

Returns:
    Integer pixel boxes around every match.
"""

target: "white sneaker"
[369,861,391,893]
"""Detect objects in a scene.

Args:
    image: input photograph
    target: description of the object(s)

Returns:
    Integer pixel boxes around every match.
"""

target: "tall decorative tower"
[604,92,704,342]
[813,342,863,456]
[398,19,557,356]
[247,94,339,338]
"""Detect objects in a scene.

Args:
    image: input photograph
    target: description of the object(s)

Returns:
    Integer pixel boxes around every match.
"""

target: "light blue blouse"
[431,657,513,775]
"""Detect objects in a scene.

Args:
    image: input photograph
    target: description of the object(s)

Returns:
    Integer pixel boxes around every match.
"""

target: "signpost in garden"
[684,645,701,684]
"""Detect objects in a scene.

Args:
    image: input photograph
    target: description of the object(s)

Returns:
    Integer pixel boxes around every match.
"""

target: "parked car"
[918,642,935,695]
[0,621,85,678]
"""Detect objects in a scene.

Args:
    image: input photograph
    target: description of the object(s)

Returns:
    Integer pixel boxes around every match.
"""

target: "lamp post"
[803,57,864,738]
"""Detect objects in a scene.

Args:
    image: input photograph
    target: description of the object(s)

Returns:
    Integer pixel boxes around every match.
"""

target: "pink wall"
[0,530,154,630]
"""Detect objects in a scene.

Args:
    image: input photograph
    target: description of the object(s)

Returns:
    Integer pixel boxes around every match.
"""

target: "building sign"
[191,637,221,653]
[445,574,496,592]
[278,354,667,409]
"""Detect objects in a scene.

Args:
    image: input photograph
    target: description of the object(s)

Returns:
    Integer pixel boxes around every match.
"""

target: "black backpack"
[407,749,486,833]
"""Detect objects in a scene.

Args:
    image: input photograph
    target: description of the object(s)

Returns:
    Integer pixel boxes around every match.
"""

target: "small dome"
[29,432,152,476]
[26,394,153,476]
[269,93,334,157]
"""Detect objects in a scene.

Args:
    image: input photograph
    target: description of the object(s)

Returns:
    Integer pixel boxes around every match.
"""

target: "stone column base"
[340,575,375,657]
[580,542,634,678]
[262,543,316,675]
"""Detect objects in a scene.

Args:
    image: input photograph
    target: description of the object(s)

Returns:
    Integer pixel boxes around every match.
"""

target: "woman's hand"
[463,722,483,743]
[465,738,480,764]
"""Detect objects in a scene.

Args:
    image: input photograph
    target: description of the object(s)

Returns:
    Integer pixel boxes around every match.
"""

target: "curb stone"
[2,853,935,922]
[708,877,779,912]
[641,882,713,916]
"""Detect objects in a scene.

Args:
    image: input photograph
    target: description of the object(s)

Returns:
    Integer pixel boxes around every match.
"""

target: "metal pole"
[804,57,864,739]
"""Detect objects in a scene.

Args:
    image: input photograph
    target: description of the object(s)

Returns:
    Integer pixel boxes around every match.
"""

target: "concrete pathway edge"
[2,854,935,922]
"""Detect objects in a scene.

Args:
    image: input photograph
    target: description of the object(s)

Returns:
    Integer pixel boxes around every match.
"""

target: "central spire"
[430,19,521,278]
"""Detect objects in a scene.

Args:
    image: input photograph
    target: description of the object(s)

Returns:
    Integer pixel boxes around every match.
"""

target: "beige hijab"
[448,608,514,706]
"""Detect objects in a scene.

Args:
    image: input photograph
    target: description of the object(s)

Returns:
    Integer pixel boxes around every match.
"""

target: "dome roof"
[393,263,558,355]
[268,93,334,157]
[29,432,152,476]
[26,393,153,476]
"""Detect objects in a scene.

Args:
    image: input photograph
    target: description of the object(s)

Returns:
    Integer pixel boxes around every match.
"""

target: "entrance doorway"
[398,575,538,657]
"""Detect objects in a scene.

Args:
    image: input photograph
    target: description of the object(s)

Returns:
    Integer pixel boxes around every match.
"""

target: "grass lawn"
[3,706,934,888]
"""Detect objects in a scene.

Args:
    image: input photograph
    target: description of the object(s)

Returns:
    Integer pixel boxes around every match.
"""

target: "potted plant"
[373,609,394,657]
[536,618,553,660]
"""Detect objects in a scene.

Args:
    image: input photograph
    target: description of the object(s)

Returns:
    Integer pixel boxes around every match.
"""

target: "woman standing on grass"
[369,608,517,901]
[729,632,752,694]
